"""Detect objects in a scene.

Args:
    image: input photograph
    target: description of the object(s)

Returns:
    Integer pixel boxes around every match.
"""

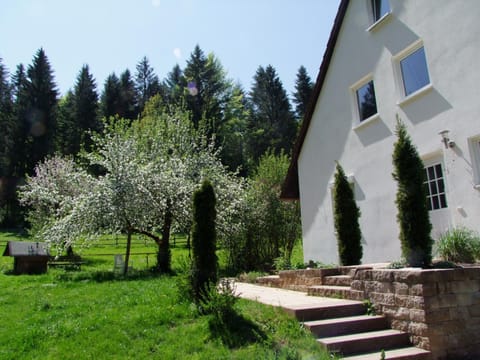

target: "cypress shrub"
[191,179,218,301]
[392,119,433,267]
[333,162,363,265]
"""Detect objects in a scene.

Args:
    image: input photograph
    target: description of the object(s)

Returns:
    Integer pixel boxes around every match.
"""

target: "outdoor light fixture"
[439,129,455,149]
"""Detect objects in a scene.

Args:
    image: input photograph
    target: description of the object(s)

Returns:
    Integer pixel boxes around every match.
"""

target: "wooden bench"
[48,256,84,270]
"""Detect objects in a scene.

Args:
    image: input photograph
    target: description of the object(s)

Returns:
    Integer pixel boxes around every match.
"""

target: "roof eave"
[280,0,350,200]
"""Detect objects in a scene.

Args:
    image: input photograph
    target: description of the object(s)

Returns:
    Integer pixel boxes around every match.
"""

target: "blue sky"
[0,0,340,96]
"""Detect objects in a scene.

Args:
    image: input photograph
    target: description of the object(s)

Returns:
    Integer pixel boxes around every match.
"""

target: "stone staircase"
[256,267,432,359]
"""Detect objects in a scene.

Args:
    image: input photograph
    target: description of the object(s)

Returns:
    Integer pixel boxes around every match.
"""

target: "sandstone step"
[342,346,431,360]
[285,301,365,322]
[323,275,353,286]
[304,314,388,338]
[308,285,353,299]
[320,329,410,356]
[256,275,281,287]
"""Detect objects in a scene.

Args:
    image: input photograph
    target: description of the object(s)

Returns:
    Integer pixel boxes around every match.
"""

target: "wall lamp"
[439,129,455,149]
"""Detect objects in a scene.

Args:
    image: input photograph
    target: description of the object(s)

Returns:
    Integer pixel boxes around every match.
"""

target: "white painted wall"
[299,0,480,264]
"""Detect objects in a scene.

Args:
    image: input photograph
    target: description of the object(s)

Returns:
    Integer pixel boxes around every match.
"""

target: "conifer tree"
[164,64,186,109]
[392,119,433,267]
[73,65,99,152]
[293,65,314,121]
[26,48,59,174]
[247,65,296,163]
[191,180,217,301]
[56,91,77,155]
[101,73,121,119]
[333,162,363,265]
[135,56,161,114]
[119,69,137,120]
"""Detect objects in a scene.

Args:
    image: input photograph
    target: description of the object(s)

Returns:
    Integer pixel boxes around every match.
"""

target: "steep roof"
[281,0,350,200]
[3,241,49,257]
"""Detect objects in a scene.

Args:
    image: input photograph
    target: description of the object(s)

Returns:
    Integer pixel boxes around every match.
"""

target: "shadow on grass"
[208,309,267,348]
[54,268,164,283]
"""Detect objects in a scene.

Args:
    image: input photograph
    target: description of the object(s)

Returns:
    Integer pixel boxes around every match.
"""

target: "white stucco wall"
[299,0,480,264]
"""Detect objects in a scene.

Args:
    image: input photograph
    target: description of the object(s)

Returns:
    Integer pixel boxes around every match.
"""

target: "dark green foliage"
[333,162,363,265]
[247,65,297,163]
[293,65,314,121]
[119,69,137,120]
[191,179,217,301]
[135,56,161,114]
[100,73,121,119]
[25,48,59,174]
[73,65,99,152]
[392,120,433,267]
[55,91,77,155]
[164,64,187,109]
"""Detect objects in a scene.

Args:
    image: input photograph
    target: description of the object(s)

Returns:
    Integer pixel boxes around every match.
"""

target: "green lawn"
[0,231,331,360]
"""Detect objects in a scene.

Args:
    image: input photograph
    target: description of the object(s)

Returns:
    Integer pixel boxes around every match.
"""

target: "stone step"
[323,275,353,286]
[320,329,410,356]
[256,275,281,287]
[304,314,388,338]
[285,301,365,322]
[308,285,353,299]
[342,346,431,360]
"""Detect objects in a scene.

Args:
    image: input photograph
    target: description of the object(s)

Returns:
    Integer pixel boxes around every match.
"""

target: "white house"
[281,0,480,264]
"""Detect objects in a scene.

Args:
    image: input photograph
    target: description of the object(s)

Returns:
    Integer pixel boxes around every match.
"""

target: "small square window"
[372,0,390,22]
[356,80,378,121]
[400,47,430,96]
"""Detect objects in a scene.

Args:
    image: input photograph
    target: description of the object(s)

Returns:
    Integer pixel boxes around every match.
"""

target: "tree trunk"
[124,231,132,276]
[157,206,173,273]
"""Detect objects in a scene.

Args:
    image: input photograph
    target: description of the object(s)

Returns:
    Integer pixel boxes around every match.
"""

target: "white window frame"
[423,162,448,211]
[393,40,433,106]
[366,0,392,32]
[468,135,480,188]
[350,74,380,130]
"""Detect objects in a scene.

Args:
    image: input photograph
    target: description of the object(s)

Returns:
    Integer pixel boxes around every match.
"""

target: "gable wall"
[298,0,480,264]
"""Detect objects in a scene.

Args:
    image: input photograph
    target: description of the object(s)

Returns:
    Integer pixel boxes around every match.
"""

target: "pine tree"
[293,65,314,121]
[135,56,161,114]
[119,69,137,120]
[191,180,217,301]
[73,65,99,152]
[26,48,58,174]
[333,162,363,265]
[101,73,121,119]
[56,91,77,155]
[247,65,297,163]
[392,119,433,267]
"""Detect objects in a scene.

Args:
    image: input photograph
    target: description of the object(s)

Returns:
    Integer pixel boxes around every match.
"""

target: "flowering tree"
[20,102,246,274]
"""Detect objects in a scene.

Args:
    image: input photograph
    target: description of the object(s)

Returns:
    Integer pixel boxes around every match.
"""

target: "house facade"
[282,0,480,264]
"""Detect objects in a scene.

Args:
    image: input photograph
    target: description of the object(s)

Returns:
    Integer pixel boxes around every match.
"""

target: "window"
[424,163,447,211]
[469,136,480,186]
[372,0,390,22]
[400,47,430,96]
[356,80,378,122]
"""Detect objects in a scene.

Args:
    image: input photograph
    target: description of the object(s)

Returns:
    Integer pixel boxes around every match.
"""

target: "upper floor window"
[356,80,378,122]
[400,46,430,96]
[372,0,390,22]
[468,136,480,187]
[424,163,447,211]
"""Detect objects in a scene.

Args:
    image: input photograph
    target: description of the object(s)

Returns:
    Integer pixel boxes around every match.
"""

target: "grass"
[0,231,332,360]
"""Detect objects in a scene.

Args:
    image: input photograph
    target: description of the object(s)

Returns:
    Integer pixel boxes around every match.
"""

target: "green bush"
[333,162,363,265]
[392,120,433,267]
[436,227,480,263]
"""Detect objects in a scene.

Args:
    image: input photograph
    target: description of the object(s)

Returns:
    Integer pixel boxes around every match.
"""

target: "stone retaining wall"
[351,267,480,360]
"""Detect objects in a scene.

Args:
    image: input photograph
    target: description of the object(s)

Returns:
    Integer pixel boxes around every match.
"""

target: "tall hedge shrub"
[392,120,433,267]
[191,180,217,301]
[333,162,363,265]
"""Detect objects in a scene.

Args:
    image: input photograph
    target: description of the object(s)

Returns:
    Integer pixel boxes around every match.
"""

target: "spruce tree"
[101,73,121,119]
[56,91,77,155]
[119,69,137,120]
[392,119,433,267]
[73,65,99,152]
[247,65,297,163]
[164,64,186,109]
[26,48,58,174]
[135,56,161,114]
[333,162,363,265]
[191,180,217,301]
[293,65,314,121]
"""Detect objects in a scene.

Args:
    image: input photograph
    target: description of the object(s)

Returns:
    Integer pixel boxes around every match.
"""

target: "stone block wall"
[351,267,480,360]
